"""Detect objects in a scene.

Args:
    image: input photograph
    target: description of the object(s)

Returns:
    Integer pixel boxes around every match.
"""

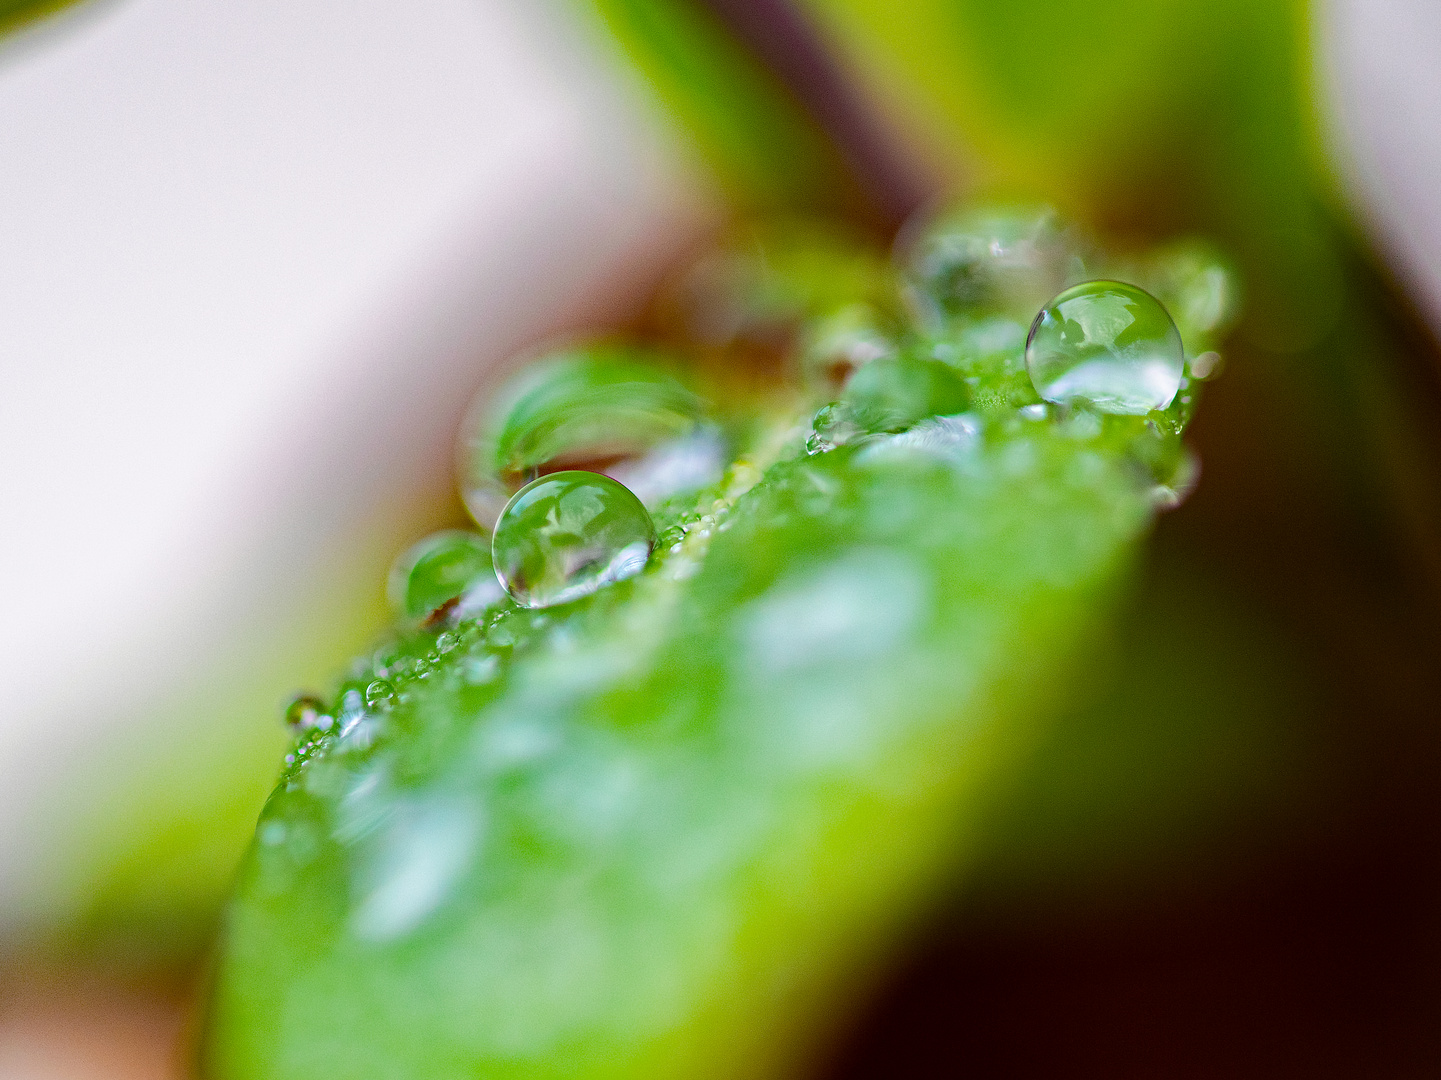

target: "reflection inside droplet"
[1025,280,1184,415]
[491,471,655,609]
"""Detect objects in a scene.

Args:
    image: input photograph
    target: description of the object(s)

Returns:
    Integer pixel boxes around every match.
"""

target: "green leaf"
[201,212,1214,1077]
[203,418,1161,1080]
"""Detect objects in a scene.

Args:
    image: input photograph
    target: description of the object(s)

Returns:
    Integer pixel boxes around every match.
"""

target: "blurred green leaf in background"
[593,0,1441,1016]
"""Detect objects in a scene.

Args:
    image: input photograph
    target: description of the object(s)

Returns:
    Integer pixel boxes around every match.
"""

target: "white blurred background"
[0,0,707,958]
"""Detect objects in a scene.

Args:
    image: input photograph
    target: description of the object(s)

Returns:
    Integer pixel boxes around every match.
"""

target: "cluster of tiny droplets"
[283,209,1224,736]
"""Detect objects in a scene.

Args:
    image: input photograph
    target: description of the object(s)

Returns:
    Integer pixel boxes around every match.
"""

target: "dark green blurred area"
[597,0,1441,1067]
[0,0,75,36]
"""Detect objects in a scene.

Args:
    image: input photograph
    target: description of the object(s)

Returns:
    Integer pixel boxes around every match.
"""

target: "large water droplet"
[387,530,497,619]
[364,680,396,711]
[1025,280,1184,415]
[457,346,705,529]
[902,204,1083,326]
[491,471,655,609]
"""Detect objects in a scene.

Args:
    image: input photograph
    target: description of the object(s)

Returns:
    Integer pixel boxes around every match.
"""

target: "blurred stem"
[688,0,930,230]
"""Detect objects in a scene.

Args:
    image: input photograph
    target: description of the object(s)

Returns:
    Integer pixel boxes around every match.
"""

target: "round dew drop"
[1025,280,1184,415]
[491,471,655,609]
[364,680,396,711]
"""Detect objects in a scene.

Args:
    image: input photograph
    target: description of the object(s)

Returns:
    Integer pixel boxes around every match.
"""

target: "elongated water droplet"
[284,694,329,731]
[902,205,1083,326]
[387,530,496,619]
[457,346,704,529]
[1025,281,1184,415]
[491,471,654,609]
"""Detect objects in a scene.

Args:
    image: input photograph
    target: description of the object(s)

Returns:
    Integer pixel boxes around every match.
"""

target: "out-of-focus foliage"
[0,0,81,37]
[587,0,859,214]
[586,0,1441,923]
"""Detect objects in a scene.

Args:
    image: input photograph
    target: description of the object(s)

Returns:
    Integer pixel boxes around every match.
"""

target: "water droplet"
[387,530,495,619]
[491,471,655,609]
[456,345,704,529]
[902,205,1083,325]
[856,413,982,466]
[1025,280,1184,415]
[364,680,396,711]
[807,402,867,454]
[284,694,328,730]
[1018,403,1048,421]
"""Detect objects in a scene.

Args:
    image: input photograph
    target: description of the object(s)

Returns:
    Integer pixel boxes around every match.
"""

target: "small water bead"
[807,402,868,455]
[492,471,655,609]
[1025,281,1185,416]
[387,530,496,620]
[364,680,396,711]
